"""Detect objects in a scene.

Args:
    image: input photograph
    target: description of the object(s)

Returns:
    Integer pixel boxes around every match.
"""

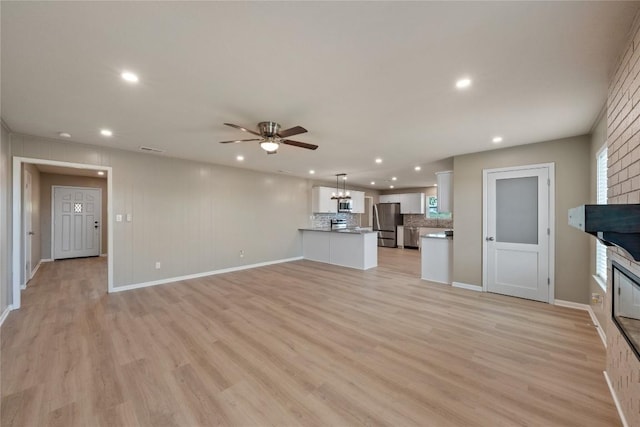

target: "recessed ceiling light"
[414,166,421,171]
[309,170,315,175]
[371,181,375,185]
[434,184,438,187]
[236,155,244,161]
[121,71,139,83]
[455,77,472,89]
[58,132,71,138]
[391,176,397,181]
[375,158,382,164]
[97,171,105,176]
[492,136,503,143]
[390,185,394,189]
[342,176,347,180]
[100,129,113,137]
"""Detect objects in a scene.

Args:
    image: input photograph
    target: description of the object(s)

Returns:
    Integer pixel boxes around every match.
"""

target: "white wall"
[11,133,310,289]
[0,123,12,314]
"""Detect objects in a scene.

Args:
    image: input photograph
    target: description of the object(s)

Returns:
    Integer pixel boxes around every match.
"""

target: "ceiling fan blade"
[277,126,307,138]
[281,139,318,150]
[224,123,261,136]
[219,138,262,144]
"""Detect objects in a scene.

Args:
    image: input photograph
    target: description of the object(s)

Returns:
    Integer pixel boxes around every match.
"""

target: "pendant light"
[330,173,351,200]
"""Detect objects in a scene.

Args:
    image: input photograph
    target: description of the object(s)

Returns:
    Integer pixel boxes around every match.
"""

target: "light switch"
[126,214,132,222]
[116,214,123,222]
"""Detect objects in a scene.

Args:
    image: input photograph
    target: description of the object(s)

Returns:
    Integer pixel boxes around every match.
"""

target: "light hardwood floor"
[1,248,620,426]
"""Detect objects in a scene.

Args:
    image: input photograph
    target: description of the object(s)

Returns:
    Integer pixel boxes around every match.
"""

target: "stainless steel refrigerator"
[373,203,402,247]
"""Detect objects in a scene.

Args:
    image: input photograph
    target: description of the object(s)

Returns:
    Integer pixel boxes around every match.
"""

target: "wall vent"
[139,146,164,154]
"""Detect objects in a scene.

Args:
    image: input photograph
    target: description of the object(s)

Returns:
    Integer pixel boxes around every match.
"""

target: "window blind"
[596,147,607,281]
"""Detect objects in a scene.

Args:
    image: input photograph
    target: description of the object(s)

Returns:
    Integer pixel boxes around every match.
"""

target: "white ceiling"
[2,2,638,189]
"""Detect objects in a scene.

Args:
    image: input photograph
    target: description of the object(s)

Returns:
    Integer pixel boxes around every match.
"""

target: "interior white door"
[53,186,101,259]
[24,169,32,284]
[485,165,551,303]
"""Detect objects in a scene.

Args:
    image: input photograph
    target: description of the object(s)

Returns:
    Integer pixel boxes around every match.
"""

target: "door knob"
[486,236,494,241]
[28,231,34,236]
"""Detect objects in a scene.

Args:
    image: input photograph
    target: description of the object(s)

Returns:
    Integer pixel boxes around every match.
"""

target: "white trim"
[554,299,607,348]
[23,167,32,289]
[452,281,482,292]
[554,299,590,311]
[40,258,53,263]
[12,157,113,309]
[110,256,304,293]
[482,162,555,304]
[593,274,607,292]
[100,253,107,257]
[28,259,43,281]
[604,370,629,427]
[0,305,12,327]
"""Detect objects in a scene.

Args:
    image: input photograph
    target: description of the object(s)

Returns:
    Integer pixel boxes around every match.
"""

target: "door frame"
[482,162,555,303]
[12,157,113,310]
[51,185,102,260]
[23,167,32,288]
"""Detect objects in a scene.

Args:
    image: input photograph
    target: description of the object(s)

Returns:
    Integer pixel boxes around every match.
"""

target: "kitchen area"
[300,171,454,284]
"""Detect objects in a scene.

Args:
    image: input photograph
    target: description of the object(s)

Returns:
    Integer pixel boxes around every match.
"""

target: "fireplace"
[612,261,640,361]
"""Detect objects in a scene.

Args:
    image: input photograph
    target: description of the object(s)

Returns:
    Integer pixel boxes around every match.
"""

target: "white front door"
[53,186,101,260]
[483,164,553,303]
[24,169,32,284]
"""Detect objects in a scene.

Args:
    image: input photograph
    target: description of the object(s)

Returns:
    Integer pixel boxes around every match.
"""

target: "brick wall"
[606,12,640,427]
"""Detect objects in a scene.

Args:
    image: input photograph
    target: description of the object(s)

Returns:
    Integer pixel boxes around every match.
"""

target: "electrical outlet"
[591,293,602,304]
[239,250,244,258]
[155,261,161,269]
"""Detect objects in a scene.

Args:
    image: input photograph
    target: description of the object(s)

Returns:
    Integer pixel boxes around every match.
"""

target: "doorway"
[23,168,33,287]
[52,186,102,259]
[482,163,555,303]
[12,157,113,310]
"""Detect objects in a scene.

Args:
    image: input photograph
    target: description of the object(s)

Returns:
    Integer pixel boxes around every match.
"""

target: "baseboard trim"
[100,253,107,257]
[110,256,304,293]
[555,299,607,348]
[30,260,43,279]
[0,305,13,327]
[40,258,53,263]
[452,281,482,292]
[604,370,629,427]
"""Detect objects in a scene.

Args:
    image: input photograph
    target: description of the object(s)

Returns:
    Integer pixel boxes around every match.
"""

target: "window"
[596,146,607,282]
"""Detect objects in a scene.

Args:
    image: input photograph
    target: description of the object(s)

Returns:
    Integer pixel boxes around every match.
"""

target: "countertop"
[421,232,453,239]
[299,227,377,235]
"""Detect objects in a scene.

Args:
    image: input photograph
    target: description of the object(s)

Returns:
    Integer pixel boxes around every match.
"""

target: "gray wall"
[452,135,592,303]
[39,173,108,259]
[11,133,310,289]
[0,123,12,313]
[22,163,41,282]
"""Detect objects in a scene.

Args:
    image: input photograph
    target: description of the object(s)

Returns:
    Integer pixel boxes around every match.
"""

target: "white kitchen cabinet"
[380,193,425,214]
[400,193,425,214]
[351,190,365,214]
[436,171,453,213]
[379,194,401,204]
[397,225,404,248]
[312,186,337,213]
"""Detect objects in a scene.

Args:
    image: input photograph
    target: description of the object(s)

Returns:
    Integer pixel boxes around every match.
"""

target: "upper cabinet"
[379,193,425,214]
[436,171,453,213]
[379,194,400,204]
[400,193,425,214]
[350,190,365,214]
[312,186,337,213]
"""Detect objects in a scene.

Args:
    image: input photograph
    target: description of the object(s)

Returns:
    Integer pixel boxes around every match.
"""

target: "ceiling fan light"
[260,141,279,153]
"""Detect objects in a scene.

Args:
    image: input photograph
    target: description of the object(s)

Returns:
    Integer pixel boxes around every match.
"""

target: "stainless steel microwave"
[338,199,353,212]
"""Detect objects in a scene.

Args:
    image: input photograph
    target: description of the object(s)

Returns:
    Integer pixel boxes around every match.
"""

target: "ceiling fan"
[219,121,318,154]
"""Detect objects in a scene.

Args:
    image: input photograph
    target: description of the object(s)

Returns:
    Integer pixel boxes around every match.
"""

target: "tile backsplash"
[310,213,360,229]
[403,214,453,229]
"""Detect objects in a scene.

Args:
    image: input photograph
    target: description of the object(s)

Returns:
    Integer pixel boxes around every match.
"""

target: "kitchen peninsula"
[299,228,378,270]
